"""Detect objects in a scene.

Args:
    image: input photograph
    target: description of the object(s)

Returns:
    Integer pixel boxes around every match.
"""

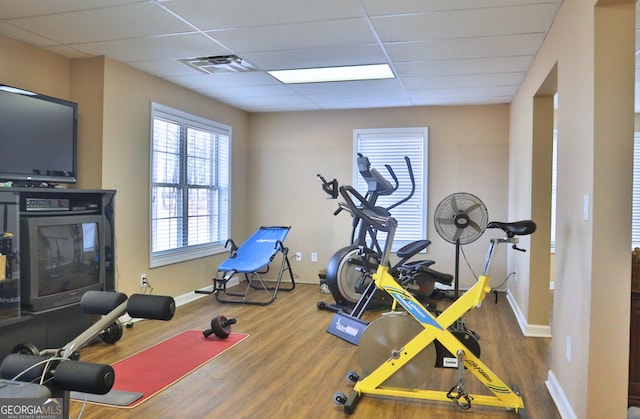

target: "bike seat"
[398,262,454,286]
[424,268,454,285]
[398,260,436,271]
[486,220,537,238]
[397,239,431,258]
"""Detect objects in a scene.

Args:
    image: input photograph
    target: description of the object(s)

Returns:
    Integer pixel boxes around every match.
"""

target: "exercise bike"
[333,184,536,414]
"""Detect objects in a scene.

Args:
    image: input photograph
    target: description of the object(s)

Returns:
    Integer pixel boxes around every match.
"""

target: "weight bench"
[196,226,295,305]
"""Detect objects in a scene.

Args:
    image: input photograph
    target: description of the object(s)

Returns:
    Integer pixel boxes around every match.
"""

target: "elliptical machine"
[317,156,453,344]
[318,154,413,312]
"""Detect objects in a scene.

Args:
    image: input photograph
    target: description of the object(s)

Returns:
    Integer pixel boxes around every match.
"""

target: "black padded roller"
[127,294,175,321]
[54,360,114,395]
[0,354,52,382]
[81,291,128,315]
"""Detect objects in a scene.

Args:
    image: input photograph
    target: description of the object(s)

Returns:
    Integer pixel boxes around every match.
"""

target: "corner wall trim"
[506,289,552,337]
[545,370,577,419]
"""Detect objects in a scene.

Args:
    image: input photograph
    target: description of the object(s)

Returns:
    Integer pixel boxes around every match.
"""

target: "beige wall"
[510,1,635,418]
[247,106,511,288]
[96,57,251,298]
[71,56,106,189]
[0,37,250,299]
[0,36,71,99]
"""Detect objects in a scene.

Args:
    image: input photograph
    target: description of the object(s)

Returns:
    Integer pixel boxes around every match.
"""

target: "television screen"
[20,214,104,312]
[0,85,77,184]
[36,222,100,297]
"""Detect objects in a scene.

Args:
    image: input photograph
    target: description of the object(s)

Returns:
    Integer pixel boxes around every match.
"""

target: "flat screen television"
[0,84,77,185]
[20,214,104,312]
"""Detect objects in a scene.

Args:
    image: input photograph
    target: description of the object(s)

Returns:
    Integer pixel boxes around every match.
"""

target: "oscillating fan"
[433,192,488,298]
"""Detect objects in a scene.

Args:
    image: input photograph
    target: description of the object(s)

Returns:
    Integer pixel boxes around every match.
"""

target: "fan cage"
[433,192,488,245]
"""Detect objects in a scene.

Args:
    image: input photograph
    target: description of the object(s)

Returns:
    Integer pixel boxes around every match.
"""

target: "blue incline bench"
[196,226,295,305]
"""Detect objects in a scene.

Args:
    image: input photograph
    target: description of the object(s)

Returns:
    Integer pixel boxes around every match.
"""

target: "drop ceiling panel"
[288,79,409,98]
[206,19,378,53]
[0,21,59,47]
[241,44,388,71]
[216,95,318,112]
[386,33,547,62]
[359,0,560,16]
[370,3,559,42]
[408,85,518,101]
[161,0,364,30]
[128,59,210,78]
[413,96,513,107]
[45,44,94,59]
[0,0,135,19]
[74,33,231,63]
[393,56,533,77]
[317,99,413,110]
[6,2,190,44]
[402,72,524,90]
[198,83,298,99]
[167,71,279,90]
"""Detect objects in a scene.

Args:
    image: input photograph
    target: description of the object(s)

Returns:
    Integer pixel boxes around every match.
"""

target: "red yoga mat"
[75,329,249,408]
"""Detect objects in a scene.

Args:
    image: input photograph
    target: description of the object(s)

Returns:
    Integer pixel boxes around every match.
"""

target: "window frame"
[353,127,428,250]
[149,102,231,268]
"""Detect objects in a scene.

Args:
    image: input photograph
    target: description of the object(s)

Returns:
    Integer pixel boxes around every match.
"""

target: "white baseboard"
[506,289,552,337]
[120,278,239,325]
[505,291,574,418]
[177,285,213,306]
[545,370,577,419]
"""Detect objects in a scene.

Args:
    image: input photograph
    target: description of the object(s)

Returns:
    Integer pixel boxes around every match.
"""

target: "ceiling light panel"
[269,64,394,84]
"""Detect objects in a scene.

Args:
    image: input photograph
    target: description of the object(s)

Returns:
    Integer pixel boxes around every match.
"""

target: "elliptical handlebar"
[338,185,396,234]
[383,163,399,194]
[338,185,398,268]
[319,154,416,220]
[317,174,339,199]
[387,156,416,211]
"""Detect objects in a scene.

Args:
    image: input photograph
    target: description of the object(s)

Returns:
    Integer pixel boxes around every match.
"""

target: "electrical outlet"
[140,273,148,288]
[311,252,318,262]
[295,252,302,262]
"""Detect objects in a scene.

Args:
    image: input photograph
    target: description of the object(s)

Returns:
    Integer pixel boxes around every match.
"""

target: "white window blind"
[150,103,231,267]
[353,128,428,250]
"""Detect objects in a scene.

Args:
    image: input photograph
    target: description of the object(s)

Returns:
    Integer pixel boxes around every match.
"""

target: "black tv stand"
[0,188,116,360]
[3,181,60,189]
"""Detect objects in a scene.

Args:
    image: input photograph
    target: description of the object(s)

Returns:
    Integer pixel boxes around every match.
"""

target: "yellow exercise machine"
[333,185,536,415]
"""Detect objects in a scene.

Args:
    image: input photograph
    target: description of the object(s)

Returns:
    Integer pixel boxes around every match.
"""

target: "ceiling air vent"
[178,54,257,74]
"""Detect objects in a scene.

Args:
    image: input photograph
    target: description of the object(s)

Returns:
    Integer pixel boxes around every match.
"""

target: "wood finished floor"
[69,283,560,419]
